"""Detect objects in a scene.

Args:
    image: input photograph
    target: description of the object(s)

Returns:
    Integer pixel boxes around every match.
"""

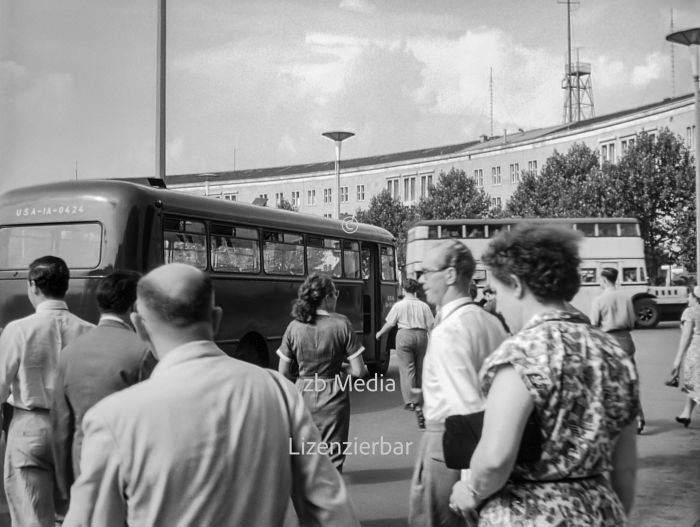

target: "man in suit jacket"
[52,271,154,501]
[64,263,359,527]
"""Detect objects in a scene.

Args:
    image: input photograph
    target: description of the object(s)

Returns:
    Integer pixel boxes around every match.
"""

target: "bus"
[406,218,687,328]
[0,179,399,374]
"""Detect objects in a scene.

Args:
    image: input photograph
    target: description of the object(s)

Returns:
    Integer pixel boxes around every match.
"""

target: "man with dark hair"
[590,266,645,433]
[0,255,93,526]
[410,241,507,527]
[52,271,155,503]
[65,263,359,526]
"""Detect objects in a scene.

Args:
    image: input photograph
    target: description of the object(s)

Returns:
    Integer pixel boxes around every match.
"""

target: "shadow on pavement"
[637,419,688,437]
[361,519,407,527]
[344,467,414,485]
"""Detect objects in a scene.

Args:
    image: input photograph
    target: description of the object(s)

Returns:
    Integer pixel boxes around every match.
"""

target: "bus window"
[343,240,361,279]
[0,223,102,270]
[380,246,396,282]
[210,224,260,273]
[598,223,618,237]
[639,267,647,283]
[619,223,638,236]
[487,226,504,238]
[441,225,462,239]
[575,223,596,237]
[308,237,341,277]
[428,226,439,239]
[163,218,207,270]
[622,267,637,283]
[466,225,486,238]
[263,231,305,275]
[361,248,371,279]
[580,268,597,283]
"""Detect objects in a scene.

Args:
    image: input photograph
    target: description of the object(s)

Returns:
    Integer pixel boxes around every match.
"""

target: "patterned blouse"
[478,311,640,526]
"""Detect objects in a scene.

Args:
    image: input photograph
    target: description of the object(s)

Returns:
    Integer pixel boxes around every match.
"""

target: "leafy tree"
[355,190,416,270]
[416,167,491,219]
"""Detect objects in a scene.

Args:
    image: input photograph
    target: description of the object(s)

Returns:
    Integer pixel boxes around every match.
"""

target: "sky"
[1,0,699,194]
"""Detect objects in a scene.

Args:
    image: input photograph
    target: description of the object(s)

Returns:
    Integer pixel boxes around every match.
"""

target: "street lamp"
[322,131,355,219]
[667,28,700,273]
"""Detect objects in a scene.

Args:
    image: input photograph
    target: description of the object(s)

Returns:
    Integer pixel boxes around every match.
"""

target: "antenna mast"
[670,8,676,97]
[489,67,494,138]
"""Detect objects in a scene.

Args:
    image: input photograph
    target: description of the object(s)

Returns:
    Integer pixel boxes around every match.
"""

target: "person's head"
[600,267,618,288]
[27,256,70,306]
[481,223,582,333]
[130,263,222,358]
[292,273,337,323]
[419,240,476,307]
[96,271,141,316]
[403,278,422,297]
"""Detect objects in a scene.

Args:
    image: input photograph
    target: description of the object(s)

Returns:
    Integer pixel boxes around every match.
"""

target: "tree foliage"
[506,130,695,276]
[417,167,491,219]
[355,190,416,270]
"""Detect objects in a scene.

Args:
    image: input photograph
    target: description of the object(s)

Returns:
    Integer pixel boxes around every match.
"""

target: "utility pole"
[156,0,166,181]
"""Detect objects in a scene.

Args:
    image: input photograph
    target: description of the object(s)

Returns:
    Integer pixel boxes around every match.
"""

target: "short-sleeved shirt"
[590,288,636,332]
[384,297,434,330]
[277,310,364,378]
[681,305,700,336]
[478,311,639,526]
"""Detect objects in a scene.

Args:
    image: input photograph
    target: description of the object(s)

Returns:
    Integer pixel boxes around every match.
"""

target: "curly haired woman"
[277,273,367,472]
[449,223,639,526]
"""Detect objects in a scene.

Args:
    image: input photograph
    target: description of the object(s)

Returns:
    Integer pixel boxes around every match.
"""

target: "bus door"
[360,243,378,340]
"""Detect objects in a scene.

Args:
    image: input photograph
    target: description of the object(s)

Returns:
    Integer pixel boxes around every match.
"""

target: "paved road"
[0,323,698,526]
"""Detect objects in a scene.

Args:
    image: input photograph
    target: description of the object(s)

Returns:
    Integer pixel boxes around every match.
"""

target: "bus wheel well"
[632,292,656,303]
[236,333,269,368]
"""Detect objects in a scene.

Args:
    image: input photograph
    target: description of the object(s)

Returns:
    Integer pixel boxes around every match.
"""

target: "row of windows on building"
[253,185,368,208]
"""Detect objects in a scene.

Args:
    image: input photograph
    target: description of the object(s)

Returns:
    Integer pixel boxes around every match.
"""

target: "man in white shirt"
[409,241,507,527]
[0,256,93,526]
[64,263,359,527]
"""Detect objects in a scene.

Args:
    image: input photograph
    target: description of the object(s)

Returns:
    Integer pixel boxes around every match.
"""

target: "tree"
[355,190,416,271]
[416,167,491,219]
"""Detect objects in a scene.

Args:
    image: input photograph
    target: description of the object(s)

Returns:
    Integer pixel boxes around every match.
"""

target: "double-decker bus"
[406,218,687,328]
[0,179,399,373]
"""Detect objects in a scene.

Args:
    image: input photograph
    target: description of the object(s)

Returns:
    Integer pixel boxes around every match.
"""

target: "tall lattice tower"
[560,0,594,123]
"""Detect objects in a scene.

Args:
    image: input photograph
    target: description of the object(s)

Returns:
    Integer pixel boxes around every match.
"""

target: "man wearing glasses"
[408,241,507,527]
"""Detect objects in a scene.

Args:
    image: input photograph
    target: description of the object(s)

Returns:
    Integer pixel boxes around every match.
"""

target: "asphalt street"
[0,323,697,526]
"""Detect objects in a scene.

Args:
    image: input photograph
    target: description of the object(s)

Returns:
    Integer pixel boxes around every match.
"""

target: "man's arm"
[0,324,22,428]
[589,297,602,327]
[275,374,359,527]
[63,409,126,527]
[51,358,75,501]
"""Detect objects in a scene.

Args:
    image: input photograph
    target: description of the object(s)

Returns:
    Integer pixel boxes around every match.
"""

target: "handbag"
[664,366,680,387]
[443,410,542,470]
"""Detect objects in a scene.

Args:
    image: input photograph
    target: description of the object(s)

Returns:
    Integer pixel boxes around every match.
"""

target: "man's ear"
[211,306,223,337]
[130,312,150,344]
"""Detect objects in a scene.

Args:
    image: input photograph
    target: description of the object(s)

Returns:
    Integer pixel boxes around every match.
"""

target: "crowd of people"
[0,221,695,526]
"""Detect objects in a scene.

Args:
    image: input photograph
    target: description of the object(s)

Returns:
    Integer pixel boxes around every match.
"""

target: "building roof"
[166,93,693,187]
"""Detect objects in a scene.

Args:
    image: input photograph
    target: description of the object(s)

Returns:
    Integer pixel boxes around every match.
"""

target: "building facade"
[167,94,696,215]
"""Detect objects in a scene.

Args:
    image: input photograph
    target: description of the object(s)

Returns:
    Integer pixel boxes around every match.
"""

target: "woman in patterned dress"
[277,273,368,472]
[449,223,639,526]
[671,286,700,426]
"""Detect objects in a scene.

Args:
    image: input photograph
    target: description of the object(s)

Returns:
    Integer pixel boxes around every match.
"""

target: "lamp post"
[322,131,355,219]
[667,28,700,272]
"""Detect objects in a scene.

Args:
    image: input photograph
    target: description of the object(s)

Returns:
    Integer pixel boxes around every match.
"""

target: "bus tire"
[236,334,269,367]
[634,298,660,329]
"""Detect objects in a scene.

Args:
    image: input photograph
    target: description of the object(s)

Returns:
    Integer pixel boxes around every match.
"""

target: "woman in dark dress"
[277,273,368,472]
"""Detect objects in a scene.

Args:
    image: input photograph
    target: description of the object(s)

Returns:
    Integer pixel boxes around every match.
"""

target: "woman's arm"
[610,422,637,515]
[277,356,293,380]
[349,355,368,378]
[450,366,534,514]
[674,316,693,368]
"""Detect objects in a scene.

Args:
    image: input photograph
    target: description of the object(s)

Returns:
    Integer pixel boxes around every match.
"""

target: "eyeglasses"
[421,266,451,276]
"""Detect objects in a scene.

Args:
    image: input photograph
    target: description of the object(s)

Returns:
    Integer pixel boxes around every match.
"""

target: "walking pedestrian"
[408,241,508,527]
[64,263,358,526]
[671,285,700,427]
[52,271,155,502]
[375,278,434,412]
[590,267,646,433]
[449,223,639,526]
[278,273,368,472]
[0,256,93,526]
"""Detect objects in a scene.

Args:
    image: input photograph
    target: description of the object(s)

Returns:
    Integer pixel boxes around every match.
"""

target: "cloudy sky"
[1,0,698,194]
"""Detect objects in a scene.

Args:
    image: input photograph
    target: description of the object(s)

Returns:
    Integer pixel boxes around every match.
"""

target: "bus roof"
[409,217,640,228]
[0,179,396,244]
